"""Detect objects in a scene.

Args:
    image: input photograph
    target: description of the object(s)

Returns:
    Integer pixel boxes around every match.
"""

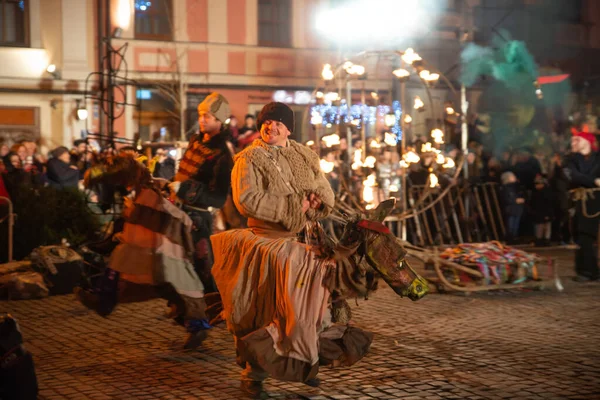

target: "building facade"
[0,0,598,152]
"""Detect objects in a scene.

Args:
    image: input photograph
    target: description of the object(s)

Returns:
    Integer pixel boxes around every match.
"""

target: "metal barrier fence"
[0,196,15,262]
[384,182,506,246]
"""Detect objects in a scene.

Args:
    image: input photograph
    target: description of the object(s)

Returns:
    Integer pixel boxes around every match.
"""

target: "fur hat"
[198,92,230,123]
[257,102,295,133]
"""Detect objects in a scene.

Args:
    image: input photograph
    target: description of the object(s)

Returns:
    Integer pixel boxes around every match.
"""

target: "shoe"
[304,377,321,387]
[74,287,110,317]
[572,275,592,282]
[240,380,268,399]
[183,329,208,350]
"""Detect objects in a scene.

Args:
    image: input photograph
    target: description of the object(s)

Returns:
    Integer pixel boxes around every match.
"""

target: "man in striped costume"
[168,92,234,348]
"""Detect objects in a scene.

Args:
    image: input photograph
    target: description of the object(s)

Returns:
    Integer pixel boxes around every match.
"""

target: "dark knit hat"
[52,146,70,158]
[257,102,294,133]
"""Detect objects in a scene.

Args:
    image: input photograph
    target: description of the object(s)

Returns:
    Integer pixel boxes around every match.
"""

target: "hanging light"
[322,64,334,81]
[414,96,425,111]
[393,68,410,82]
[75,99,88,120]
[46,64,60,79]
[431,128,444,144]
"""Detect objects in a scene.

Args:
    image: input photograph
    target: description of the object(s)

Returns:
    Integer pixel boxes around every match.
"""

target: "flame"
[443,158,455,169]
[364,156,376,168]
[429,173,439,188]
[306,140,315,146]
[393,68,410,79]
[403,150,420,164]
[401,48,422,64]
[362,173,377,204]
[431,128,444,144]
[322,133,341,147]
[399,160,409,168]
[404,114,412,124]
[384,132,397,146]
[389,184,399,192]
[320,159,335,173]
[414,96,424,110]
[419,70,440,82]
[369,139,382,149]
[421,142,434,153]
[436,153,446,164]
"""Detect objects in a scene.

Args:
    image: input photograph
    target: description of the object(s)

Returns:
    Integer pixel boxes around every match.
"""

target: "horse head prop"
[319,199,429,301]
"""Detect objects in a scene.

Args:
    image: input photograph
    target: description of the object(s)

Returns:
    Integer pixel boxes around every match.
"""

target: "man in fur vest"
[212,103,374,398]
[169,92,234,348]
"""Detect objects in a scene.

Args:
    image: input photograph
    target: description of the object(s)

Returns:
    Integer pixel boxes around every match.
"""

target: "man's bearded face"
[260,120,290,147]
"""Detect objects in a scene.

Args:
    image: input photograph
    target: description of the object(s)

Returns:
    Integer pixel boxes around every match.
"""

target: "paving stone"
[3,249,599,399]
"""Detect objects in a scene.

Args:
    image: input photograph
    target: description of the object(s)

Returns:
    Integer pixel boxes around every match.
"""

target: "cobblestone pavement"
[3,249,600,399]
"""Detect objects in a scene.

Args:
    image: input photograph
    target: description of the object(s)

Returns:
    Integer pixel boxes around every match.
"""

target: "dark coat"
[46,158,80,189]
[530,185,554,223]
[564,152,600,236]
[500,182,524,217]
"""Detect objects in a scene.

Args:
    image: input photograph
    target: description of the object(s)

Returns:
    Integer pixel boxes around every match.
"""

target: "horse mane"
[84,153,154,194]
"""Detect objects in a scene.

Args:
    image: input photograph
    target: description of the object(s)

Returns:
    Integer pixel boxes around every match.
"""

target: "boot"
[183,329,208,350]
[73,287,111,317]
[240,380,268,399]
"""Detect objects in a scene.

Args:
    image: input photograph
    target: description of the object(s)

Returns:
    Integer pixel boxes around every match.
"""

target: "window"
[0,0,28,47]
[258,0,291,47]
[135,0,173,41]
